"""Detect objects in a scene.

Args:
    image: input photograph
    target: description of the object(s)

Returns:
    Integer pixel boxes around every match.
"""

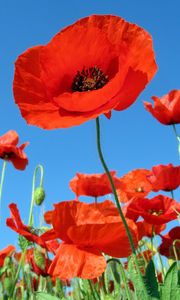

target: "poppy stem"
[95,117,136,253]
[172,124,180,158]
[0,160,7,220]
[172,240,180,270]
[107,258,132,300]
[10,251,26,298]
[28,164,44,227]
[95,117,149,298]
[170,190,174,199]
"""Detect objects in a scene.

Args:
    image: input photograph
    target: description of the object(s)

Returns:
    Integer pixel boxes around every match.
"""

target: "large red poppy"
[125,195,180,225]
[13,15,157,129]
[117,169,152,203]
[44,200,138,279]
[159,226,180,259]
[147,163,180,192]
[144,90,180,125]
[69,171,122,198]
[0,130,28,170]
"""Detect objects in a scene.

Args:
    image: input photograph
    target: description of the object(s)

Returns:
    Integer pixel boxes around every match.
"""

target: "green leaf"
[161,262,180,300]
[128,255,150,299]
[144,260,160,299]
[34,292,65,300]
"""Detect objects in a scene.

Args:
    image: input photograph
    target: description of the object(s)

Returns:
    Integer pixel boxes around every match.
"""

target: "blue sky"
[0,0,179,248]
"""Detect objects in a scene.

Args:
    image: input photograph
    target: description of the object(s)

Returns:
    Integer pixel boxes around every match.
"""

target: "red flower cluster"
[0,130,28,170]
[7,200,138,279]
[13,15,157,129]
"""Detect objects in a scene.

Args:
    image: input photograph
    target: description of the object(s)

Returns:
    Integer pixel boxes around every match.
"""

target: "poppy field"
[0,2,180,300]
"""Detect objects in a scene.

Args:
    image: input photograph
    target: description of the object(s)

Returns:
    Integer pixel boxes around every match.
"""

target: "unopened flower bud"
[33,187,45,205]
[33,249,46,271]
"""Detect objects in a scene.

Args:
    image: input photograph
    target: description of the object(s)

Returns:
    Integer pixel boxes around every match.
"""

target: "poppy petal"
[48,243,106,279]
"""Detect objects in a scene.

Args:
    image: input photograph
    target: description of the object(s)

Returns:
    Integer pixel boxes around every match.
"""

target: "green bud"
[34,249,46,271]
[33,187,45,205]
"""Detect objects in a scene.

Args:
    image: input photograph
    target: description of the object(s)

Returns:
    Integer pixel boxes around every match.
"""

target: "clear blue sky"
[0,0,179,248]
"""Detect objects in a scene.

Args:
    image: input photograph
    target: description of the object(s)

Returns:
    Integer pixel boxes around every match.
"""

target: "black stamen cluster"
[72,66,109,92]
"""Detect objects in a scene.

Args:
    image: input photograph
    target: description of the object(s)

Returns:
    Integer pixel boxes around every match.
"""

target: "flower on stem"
[159,226,180,260]
[117,169,152,203]
[147,163,180,192]
[144,90,180,125]
[0,130,28,170]
[69,171,122,198]
[125,195,180,225]
[43,200,138,279]
[13,15,157,129]
[0,245,15,267]
[6,203,58,251]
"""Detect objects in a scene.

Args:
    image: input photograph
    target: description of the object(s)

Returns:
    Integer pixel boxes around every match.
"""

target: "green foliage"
[34,292,65,300]
[143,260,160,299]
[161,262,180,300]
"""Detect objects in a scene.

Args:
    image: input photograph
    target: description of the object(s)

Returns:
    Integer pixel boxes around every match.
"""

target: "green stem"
[0,161,7,219]
[10,251,26,298]
[170,190,174,199]
[107,258,132,300]
[96,118,135,253]
[95,117,148,298]
[172,124,180,158]
[88,280,100,300]
[173,239,180,270]
[28,164,44,227]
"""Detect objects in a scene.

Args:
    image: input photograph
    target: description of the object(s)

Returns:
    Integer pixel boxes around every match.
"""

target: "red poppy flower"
[147,163,180,192]
[0,245,15,267]
[117,169,152,203]
[69,171,122,197]
[125,195,180,225]
[159,226,180,259]
[45,200,138,279]
[0,130,29,170]
[13,15,157,129]
[6,203,58,251]
[136,220,166,239]
[144,90,180,125]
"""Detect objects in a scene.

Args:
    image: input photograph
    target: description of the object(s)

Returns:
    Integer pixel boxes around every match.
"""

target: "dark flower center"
[0,152,14,160]
[72,66,109,92]
[148,209,163,216]
[135,187,144,193]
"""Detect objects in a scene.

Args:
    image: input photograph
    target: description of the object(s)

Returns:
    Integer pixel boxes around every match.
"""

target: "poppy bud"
[33,187,45,206]
[33,249,46,271]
